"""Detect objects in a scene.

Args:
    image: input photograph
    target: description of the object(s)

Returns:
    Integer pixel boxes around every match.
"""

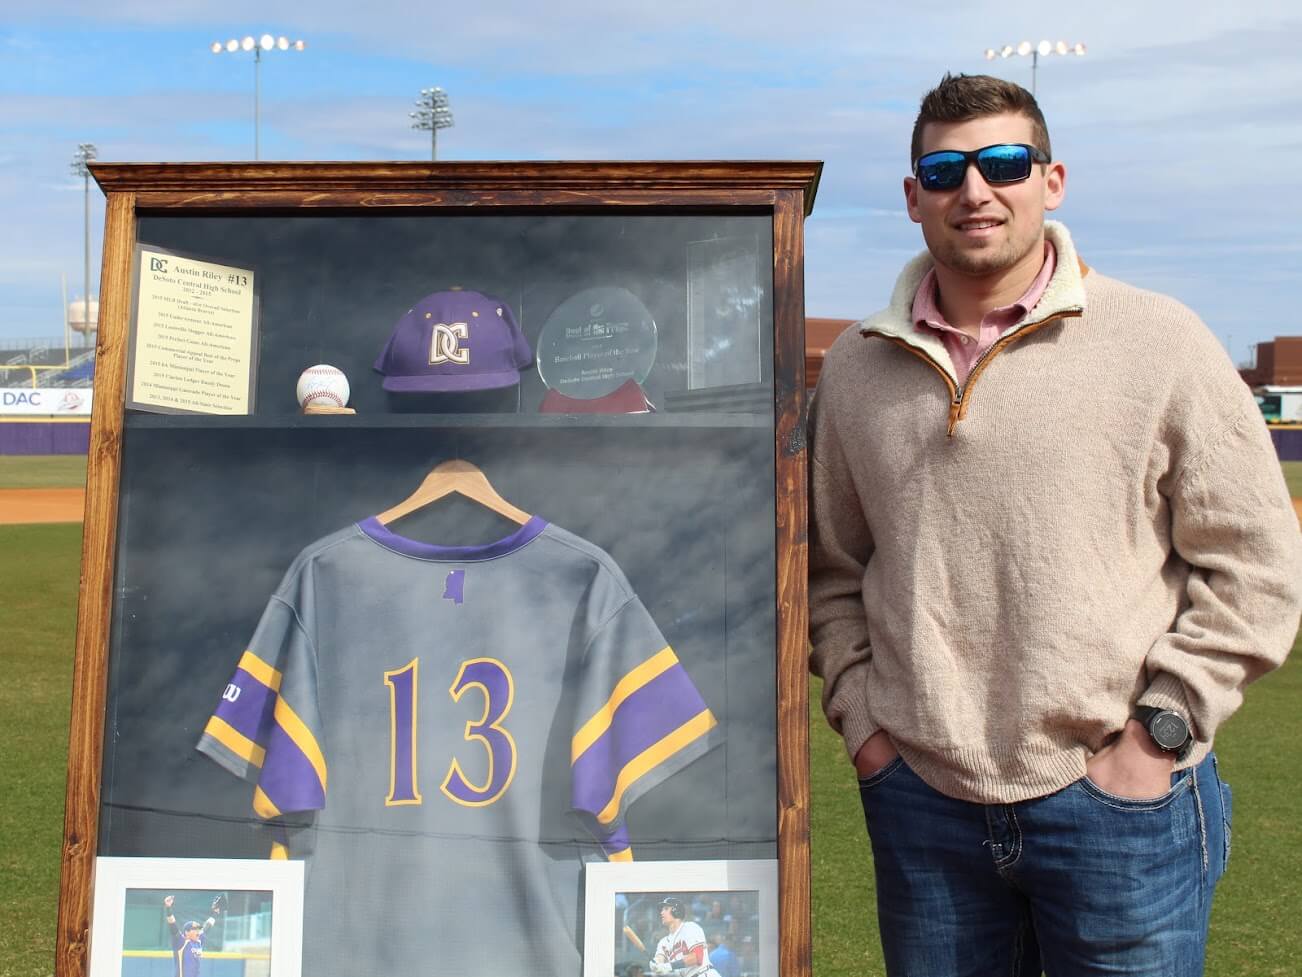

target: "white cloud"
[1,1,1300,349]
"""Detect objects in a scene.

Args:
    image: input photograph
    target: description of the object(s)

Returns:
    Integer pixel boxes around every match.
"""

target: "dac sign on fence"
[1,388,93,416]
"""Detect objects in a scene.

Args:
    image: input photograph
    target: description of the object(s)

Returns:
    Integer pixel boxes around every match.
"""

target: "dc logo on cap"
[375,289,531,393]
[430,322,470,365]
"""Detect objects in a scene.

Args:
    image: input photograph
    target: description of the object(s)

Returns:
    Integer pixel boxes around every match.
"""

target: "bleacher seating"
[41,350,96,387]
[0,339,95,388]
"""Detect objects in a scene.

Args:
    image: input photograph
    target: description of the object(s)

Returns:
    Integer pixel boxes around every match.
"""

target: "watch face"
[1151,712,1189,750]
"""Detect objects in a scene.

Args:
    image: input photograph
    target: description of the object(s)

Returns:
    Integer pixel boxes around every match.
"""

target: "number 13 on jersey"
[384,657,518,808]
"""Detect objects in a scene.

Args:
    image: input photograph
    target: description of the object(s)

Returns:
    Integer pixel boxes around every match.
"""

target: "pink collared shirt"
[912,242,1057,386]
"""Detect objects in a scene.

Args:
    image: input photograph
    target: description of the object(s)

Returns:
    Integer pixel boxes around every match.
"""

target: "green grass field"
[0,522,81,977]
[812,644,1302,977]
[0,455,87,490]
[1,456,1299,975]
[1282,460,1302,499]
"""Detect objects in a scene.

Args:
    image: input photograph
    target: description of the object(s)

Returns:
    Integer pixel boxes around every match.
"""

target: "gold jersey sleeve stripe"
[237,650,283,692]
[253,786,281,819]
[203,715,266,769]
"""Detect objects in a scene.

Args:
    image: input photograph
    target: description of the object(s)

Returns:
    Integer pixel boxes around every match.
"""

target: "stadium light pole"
[410,87,454,161]
[984,40,1086,96]
[70,143,98,349]
[211,34,307,159]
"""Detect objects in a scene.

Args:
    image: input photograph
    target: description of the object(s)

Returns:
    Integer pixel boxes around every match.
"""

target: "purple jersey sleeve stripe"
[593,821,632,860]
[255,720,326,817]
[209,672,277,747]
[571,665,710,812]
[571,646,677,762]
[272,698,328,791]
[593,709,716,825]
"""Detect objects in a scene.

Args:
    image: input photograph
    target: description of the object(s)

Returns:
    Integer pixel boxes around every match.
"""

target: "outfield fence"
[120,950,270,977]
[1270,426,1302,461]
[0,419,90,454]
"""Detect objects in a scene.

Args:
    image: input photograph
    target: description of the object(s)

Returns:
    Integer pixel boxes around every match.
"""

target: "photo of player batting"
[119,888,273,977]
[615,890,759,977]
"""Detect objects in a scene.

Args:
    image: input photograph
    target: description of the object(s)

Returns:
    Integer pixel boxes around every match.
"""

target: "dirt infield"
[0,488,85,524]
[1,488,1300,528]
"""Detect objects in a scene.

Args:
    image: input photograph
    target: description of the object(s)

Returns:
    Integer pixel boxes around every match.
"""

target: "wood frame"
[58,161,821,977]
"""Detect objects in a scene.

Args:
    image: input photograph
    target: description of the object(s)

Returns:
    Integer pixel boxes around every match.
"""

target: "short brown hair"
[910,73,1051,166]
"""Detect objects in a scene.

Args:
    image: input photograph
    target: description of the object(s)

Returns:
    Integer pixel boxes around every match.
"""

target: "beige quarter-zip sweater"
[808,221,1302,803]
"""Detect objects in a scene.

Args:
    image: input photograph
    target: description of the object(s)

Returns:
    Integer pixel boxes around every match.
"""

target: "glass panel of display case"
[92,209,780,977]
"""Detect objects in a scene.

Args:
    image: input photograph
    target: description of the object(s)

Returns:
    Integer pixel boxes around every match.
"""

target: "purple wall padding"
[1271,428,1302,462]
[0,421,91,455]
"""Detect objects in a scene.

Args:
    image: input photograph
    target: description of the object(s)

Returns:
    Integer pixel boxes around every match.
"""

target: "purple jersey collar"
[357,515,547,561]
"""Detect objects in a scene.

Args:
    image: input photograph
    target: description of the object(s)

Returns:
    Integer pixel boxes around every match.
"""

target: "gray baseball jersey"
[198,516,720,976]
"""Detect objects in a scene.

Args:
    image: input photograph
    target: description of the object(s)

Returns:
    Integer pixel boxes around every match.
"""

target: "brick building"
[1240,336,1302,387]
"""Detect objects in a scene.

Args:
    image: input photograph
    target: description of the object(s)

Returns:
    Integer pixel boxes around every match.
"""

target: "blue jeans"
[858,753,1231,977]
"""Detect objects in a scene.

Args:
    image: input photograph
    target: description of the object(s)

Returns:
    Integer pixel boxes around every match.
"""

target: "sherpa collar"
[857,220,1088,380]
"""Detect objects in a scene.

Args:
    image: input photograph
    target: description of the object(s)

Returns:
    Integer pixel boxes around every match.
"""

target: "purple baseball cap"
[374,289,532,392]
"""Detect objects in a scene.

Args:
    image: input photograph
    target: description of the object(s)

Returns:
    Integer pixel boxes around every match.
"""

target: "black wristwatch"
[1134,705,1193,761]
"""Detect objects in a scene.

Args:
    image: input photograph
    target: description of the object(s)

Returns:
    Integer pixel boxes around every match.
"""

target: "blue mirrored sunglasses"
[914,143,1051,192]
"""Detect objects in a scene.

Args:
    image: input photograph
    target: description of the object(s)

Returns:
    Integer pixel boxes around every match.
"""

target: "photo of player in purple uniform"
[115,883,276,977]
[162,894,221,977]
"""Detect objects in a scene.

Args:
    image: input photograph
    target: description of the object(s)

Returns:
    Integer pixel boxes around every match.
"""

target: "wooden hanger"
[376,459,531,526]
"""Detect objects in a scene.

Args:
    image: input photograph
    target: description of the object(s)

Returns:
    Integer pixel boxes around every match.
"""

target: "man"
[162,894,221,977]
[648,898,720,977]
[808,73,1302,977]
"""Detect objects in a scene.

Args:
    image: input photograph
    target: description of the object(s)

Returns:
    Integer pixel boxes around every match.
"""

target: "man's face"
[660,905,675,926]
[904,112,1066,280]
[184,925,202,941]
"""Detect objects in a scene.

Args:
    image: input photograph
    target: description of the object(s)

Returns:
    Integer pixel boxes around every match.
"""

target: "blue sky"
[2,1,1300,364]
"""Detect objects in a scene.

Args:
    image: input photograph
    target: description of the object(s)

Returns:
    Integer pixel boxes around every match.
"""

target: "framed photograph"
[584,859,778,977]
[88,857,304,977]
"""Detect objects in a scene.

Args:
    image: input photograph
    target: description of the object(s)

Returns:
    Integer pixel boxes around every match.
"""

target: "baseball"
[296,364,350,409]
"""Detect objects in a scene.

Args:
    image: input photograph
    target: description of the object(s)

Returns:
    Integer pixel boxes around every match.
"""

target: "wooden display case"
[57,161,821,977]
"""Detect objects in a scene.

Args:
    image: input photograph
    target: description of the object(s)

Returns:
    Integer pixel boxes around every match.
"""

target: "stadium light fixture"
[410,87,455,161]
[212,34,308,159]
[985,38,1087,95]
[69,143,99,348]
